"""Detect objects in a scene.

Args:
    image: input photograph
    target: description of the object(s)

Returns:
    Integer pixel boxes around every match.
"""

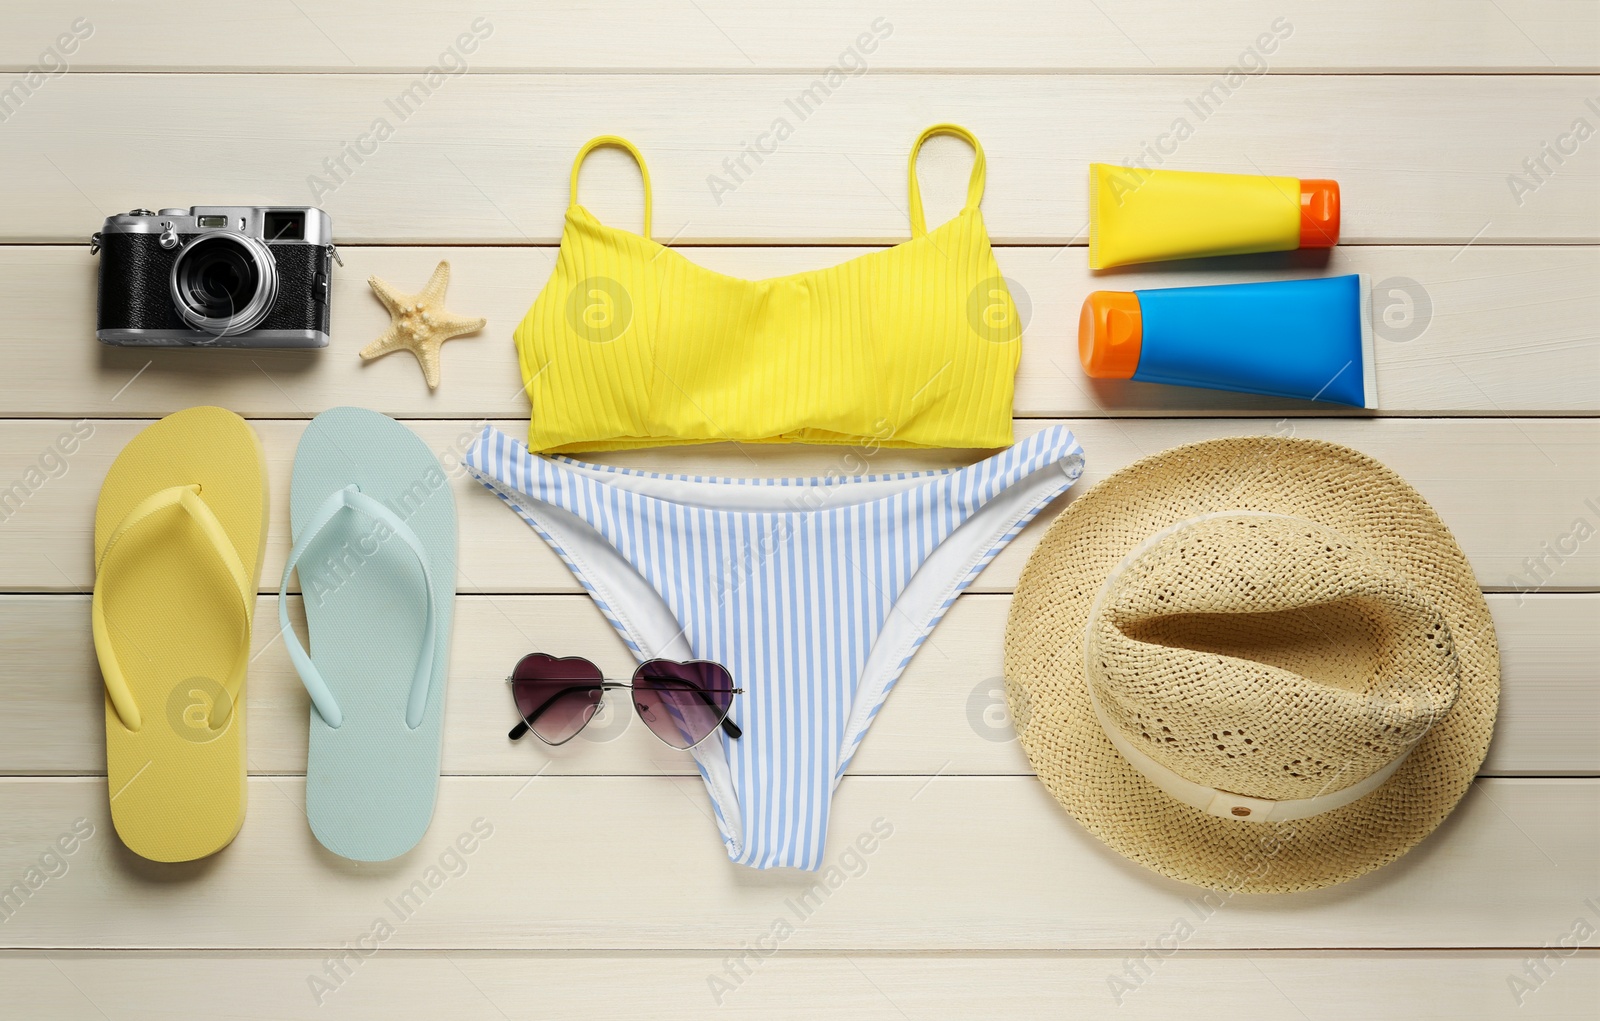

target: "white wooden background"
[2,2,1597,1018]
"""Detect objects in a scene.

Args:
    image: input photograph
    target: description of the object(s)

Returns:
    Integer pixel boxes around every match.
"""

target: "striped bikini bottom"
[465,425,1085,870]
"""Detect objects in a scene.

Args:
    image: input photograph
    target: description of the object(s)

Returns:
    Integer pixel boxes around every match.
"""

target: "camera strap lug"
[89,232,101,255]
[326,244,343,268]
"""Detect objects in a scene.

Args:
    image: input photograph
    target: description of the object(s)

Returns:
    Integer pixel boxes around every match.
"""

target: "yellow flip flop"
[93,406,267,862]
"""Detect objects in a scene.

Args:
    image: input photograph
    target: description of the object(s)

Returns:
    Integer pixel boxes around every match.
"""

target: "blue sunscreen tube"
[1079,274,1376,408]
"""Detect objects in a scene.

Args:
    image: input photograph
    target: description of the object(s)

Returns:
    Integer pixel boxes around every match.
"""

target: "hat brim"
[1004,437,1499,894]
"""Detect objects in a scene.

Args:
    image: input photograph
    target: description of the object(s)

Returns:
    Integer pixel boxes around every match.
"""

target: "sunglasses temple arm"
[681,685,742,739]
[636,679,743,740]
[513,677,741,741]
[509,693,565,741]
[509,681,625,741]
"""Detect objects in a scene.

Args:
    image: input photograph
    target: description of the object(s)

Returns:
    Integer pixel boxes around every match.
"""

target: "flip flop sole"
[95,406,267,862]
[291,407,456,862]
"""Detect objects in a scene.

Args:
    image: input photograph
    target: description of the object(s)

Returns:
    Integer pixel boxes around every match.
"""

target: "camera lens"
[186,246,253,315]
[170,232,279,336]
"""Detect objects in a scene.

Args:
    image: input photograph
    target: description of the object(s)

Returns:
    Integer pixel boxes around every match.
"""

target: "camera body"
[94,206,335,348]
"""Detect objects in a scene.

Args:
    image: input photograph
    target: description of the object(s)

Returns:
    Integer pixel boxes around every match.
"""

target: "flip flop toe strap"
[93,483,254,733]
[278,484,439,731]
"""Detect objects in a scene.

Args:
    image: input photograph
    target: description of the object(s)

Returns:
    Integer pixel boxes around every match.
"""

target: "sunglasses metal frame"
[506,655,744,750]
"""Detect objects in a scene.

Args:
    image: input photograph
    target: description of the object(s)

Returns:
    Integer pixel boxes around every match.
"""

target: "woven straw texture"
[1004,437,1499,894]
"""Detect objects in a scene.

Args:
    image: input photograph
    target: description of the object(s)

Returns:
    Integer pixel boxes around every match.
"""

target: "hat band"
[1085,680,1412,823]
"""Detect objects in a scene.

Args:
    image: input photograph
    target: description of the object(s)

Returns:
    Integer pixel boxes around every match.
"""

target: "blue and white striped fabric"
[466,425,1085,870]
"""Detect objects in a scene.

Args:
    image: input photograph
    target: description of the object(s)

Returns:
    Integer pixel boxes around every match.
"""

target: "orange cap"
[1078,291,1143,379]
[1299,179,1340,248]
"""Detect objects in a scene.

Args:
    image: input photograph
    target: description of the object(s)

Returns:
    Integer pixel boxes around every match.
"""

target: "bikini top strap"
[907,123,987,238]
[569,135,654,238]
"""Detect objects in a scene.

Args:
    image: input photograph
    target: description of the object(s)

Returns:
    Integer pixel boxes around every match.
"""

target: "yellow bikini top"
[514,124,1022,453]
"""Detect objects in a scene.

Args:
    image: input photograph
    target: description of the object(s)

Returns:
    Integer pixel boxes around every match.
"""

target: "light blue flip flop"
[278,407,456,861]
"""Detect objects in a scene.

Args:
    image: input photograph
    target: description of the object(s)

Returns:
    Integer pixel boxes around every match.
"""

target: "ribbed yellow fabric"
[514,125,1022,453]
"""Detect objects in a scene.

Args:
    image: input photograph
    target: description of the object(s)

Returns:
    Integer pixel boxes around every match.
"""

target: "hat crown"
[1086,513,1461,804]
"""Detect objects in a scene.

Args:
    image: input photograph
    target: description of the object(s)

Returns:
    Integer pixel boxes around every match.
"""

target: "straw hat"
[1004,437,1498,893]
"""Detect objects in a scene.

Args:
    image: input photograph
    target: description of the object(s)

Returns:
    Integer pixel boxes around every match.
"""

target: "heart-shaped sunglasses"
[507,653,743,750]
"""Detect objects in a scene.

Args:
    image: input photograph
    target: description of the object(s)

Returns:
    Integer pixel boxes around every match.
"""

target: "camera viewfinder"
[263,211,305,241]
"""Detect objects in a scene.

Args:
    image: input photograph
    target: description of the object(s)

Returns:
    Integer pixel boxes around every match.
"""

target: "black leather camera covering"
[96,232,331,333]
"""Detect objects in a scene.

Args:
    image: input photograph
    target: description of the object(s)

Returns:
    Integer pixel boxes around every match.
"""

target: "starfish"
[358,261,486,390]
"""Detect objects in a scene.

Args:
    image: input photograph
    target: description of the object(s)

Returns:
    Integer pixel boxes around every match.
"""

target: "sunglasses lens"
[511,655,604,744]
[632,660,735,750]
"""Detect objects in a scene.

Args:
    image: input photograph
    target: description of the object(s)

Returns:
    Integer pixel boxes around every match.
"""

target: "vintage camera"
[93,206,338,348]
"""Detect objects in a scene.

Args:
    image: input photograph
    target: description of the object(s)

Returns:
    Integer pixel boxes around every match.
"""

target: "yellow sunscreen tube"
[1089,165,1339,269]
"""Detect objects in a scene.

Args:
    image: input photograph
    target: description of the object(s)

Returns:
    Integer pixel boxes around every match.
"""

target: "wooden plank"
[2,2,1594,72]
[0,776,1590,949]
[0,417,1593,594]
[2,75,1596,243]
[0,593,1590,778]
[5,950,1597,1019]
[5,244,1596,418]
[1488,594,1600,776]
